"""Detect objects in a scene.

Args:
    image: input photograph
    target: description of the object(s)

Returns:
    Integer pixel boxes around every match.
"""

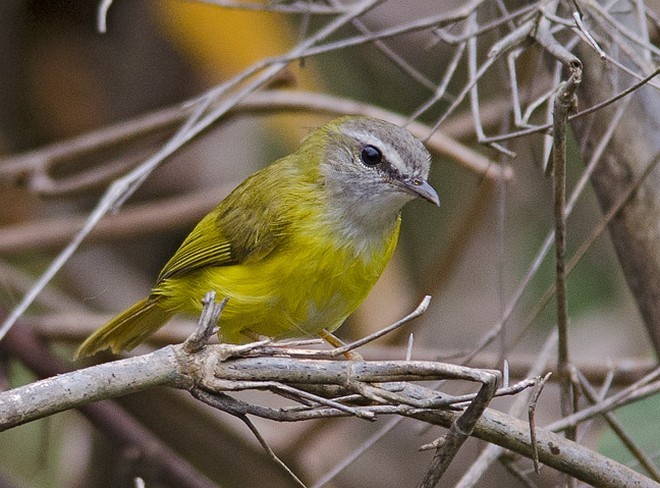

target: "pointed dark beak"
[401,177,441,206]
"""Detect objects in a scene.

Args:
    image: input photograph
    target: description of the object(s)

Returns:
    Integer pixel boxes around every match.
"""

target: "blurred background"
[0,1,658,487]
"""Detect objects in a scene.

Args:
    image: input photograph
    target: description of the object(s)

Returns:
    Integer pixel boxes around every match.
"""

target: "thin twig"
[237,414,308,488]
[418,370,498,487]
[547,368,660,433]
[574,369,660,481]
[0,90,509,197]
[528,372,552,474]
[453,331,558,488]
[329,295,431,356]
[552,65,582,445]
[482,67,660,143]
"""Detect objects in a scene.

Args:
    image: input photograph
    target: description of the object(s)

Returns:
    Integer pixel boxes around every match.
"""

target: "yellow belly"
[156,220,400,343]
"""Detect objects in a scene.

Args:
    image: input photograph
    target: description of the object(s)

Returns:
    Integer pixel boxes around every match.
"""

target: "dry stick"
[464,12,486,144]
[211,378,375,420]
[482,67,660,144]
[546,369,660,434]
[487,16,535,59]
[417,370,499,488]
[325,0,438,92]
[96,0,112,32]
[182,292,226,354]
[542,61,565,174]
[572,11,606,59]
[527,372,553,474]
[579,13,657,86]
[329,295,431,356]
[189,387,307,488]
[532,18,584,485]
[426,49,499,148]
[314,340,524,488]
[453,331,558,488]
[0,320,216,488]
[549,58,583,457]
[466,11,513,157]
[0,90,508,199]
[408,404,655,488]
[573,368,660,481]
[508,49,533,128]
[433,1,541,45]
[0,334,654,487]
[0,0,382,342]
[406,28,468,124]
[585,0,660,58]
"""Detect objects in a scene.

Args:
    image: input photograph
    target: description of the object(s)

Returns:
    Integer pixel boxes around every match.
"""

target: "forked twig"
[528,372,552,473]
[190,388,307,488]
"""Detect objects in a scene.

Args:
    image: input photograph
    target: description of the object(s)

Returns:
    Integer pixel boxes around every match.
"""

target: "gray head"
[317,116,439,229]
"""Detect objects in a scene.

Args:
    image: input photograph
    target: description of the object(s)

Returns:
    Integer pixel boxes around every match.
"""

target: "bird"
[76,115,439,358]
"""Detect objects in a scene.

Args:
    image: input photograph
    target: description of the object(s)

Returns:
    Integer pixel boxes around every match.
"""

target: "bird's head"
[311,116,439,229]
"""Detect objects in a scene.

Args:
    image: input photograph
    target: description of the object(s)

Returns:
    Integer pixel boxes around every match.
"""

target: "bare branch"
[0,315,652,487]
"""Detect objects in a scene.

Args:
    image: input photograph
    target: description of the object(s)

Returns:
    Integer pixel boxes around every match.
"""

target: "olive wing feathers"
[156,174,288,282]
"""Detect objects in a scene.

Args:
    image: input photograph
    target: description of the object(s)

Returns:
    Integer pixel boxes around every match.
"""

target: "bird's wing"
[156,180,287,282]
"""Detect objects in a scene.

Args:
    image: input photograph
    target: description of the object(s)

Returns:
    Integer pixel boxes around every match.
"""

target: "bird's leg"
[318,329,363,361]
[242,329,271,342]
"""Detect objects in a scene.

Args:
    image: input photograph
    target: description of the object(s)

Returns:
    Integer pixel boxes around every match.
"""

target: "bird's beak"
[400,177,441,207]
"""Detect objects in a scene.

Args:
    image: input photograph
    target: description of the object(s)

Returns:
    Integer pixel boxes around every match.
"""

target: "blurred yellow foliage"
[155,1,318,87]
[154,1,325,146]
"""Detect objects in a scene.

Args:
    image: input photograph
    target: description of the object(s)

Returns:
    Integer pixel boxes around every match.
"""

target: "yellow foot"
[318,329,363,361]
[242,329,271,342]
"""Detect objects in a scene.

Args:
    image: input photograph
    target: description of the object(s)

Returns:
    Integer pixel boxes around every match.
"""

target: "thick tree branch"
[0,330,654,487]
[0,321,218,488]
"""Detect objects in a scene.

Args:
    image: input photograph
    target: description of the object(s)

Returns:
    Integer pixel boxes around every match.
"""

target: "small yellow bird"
[76,116,439,358]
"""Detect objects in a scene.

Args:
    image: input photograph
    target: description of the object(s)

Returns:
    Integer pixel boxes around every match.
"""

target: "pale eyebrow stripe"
[340,128,408,174]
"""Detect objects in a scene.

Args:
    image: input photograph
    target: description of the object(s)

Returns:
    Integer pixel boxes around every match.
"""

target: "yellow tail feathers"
[75,298,172,358]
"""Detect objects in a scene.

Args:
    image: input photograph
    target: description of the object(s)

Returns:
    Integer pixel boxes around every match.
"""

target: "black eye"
[360,145,382,166]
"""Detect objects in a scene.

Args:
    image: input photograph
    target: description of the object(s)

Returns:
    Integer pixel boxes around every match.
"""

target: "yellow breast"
[158,214,400,343]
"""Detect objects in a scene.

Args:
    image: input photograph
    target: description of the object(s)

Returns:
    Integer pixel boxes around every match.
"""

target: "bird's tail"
[75,298,172,358]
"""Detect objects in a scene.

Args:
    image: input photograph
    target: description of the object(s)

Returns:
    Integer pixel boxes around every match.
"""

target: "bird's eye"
[360,145,382,166]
